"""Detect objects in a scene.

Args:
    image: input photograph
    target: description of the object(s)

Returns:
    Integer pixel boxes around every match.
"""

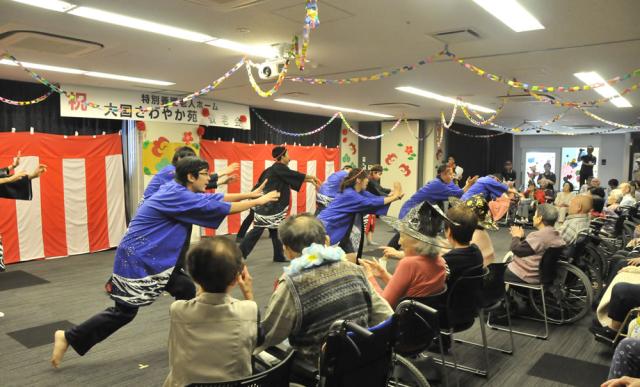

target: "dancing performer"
[318,168,403,255]
[239,146,321,262]
[365,164,391,245]
[460,174,510,201]
[315,165,352,214]
[51,157,278,367]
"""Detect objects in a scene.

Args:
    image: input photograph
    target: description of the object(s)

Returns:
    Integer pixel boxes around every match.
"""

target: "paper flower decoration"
[136,121,146,131]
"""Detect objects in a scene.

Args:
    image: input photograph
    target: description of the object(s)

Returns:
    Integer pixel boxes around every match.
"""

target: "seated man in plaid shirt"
[558,195,593,245]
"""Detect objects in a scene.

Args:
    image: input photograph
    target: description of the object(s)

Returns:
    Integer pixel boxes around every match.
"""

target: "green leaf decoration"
[143,167,152,175]
[397,143,403,147]
[411,153,416,157]
[383,167,389,171]
[408,157,414,160]
[342,154,351,162]
[193,143,200,150]
[142,140,150,149]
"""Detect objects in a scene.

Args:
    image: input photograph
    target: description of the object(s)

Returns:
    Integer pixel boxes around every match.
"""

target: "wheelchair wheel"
[528,262,593,324]
[573,245,604,299]
[388,355,430,387]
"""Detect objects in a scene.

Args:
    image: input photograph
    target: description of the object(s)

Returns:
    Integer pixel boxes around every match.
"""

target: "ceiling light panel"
[274,98,394,118]
[396,86,496,113]
[574,71,632,108]
[11,0,77,12]
[473,0,544,32]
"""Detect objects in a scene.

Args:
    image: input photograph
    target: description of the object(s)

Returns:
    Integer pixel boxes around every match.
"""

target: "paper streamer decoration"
[0,89,55,106]
[252,108,339,136]
[245,59,291,97]
[339,112,403,140]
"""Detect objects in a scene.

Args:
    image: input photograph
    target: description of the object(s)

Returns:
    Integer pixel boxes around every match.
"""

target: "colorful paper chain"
[440,104,458,129]
[288,51,447,85]
[0,88,55,106]
[252,108,338,136]
[245,59,291,98]
[444,124,510,138]
[294,0,319,71]
[459,98,507,126]
[404,119,434,141]
[339,112,403,140]
[445,51,640,93]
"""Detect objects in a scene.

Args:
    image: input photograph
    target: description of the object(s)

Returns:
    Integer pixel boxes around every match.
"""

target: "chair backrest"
[445,264,486,330]
[319,318,396,387]
[539,246,565,285]
[393,299,439,356]
[481,262,508,307]
[187,349,296,387]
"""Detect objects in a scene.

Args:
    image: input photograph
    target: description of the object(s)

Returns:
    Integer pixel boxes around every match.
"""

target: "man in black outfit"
[239,146,321,262]
[537,162,556,190]
[502,161,517,184]
[579,146,597,186]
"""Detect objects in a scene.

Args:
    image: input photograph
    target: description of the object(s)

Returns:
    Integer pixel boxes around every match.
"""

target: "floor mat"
[7,320,75,349]
[527,353,610,387]
[0,270,49,292]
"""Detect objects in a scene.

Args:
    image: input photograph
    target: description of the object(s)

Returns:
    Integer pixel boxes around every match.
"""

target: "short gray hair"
[535,204,558,226]
[400,231,439,258]
[278,213,327,253]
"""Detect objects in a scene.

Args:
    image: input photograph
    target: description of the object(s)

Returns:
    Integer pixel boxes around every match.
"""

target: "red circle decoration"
[201,108,210,117]
[341,129,347,135]
[197,125,206,137]
[136,121,146,131]
[239,114,248,123]
[342,137,347,143]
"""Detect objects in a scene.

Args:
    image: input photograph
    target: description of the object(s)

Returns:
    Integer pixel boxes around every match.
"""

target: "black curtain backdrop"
[357,121,381,166]
[0,78,123,135]
[203,107,340,147]
[445,123,513,179]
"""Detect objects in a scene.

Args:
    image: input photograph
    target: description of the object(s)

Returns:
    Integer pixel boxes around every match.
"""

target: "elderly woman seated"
[361,202,447,308]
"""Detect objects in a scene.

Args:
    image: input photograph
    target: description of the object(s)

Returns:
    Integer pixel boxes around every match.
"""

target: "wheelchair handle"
[397,299,438,316]
[345,321,373,340]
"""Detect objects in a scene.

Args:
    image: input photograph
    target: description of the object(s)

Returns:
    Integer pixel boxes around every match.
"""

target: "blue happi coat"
[399,177,463,219]
[111,180,229,306]
[318,187,389,245]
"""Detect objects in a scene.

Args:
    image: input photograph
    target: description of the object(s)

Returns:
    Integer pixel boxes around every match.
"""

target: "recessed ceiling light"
[0,59,174,86]
[574,71,632,108]
[68,7,215,42]
[473,0,544,32]
[206,39,277,59]
[274,98,394,118]
[395,86,496,113]
[10,0,76,12]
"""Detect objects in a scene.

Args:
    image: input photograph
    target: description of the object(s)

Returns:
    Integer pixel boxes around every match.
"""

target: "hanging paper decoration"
[0,88,55,106]
[577,108,640,129]
[445,51,640,93]
[136,121,146,132]
[183,131,194,145]
[201,107,210,117]
[238,114,248,123]
[384,153,398,165]
[289,50,447,85]
[294,0,320,71]
[399,163,412,177]
[252,108,339,137]
[197,125,206,137]
[339,112,403,140]
[440,104,457,129]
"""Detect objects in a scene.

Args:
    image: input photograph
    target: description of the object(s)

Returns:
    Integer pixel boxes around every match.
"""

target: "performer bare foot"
[51,330,69,368]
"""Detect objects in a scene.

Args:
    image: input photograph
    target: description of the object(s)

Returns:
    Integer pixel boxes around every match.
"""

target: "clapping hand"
[510,225,525,238]
[360,258,387,278]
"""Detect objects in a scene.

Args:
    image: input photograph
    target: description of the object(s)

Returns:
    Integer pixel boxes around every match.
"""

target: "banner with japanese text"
[59,84,250,129]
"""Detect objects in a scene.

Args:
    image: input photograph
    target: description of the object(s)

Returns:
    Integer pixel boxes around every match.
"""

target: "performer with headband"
[318,168,403,256]
[239,145,321,262]
[51,157,279,367]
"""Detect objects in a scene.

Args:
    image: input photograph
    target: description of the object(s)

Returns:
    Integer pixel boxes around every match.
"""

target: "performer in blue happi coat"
[318,168,403,254]
[460,174,510,201]
[51,157,278,368]
[315,165,352,214]
[142,146,238,201]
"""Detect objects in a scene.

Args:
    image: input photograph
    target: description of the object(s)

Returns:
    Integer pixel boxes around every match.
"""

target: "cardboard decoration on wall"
[340,124,359,167]
[380,120,419,217]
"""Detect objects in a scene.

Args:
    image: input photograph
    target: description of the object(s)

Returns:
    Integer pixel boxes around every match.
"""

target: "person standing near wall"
[579,146,597,186]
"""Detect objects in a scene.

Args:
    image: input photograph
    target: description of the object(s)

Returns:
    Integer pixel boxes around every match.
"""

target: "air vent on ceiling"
[183,0,267,11]
[369,102,419,109]
[497,93,556,103]
[0,31,103,57]
[430,28,481,44]
[282,92,309,97]
[563,124,603,130]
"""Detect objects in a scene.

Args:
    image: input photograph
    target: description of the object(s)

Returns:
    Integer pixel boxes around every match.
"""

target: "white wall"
[514,133,630,189]
[381,120,419,217]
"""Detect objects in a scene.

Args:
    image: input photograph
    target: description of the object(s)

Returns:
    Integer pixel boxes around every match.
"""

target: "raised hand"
[258,190,280,205]
[8,171,28,182]
[29,164,48,180]
[251,179,268,198]
[221,162,240,177]
[13,150,21,169]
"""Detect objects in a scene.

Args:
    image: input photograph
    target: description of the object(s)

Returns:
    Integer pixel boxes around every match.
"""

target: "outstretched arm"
[228,190,280,214]
[223,180,267,202]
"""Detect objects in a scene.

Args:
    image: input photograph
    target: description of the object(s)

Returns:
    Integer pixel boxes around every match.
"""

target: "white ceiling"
[1,0,639,134]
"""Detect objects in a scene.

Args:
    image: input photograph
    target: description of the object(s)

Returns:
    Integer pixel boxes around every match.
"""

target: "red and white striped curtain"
[0,132,127,264]
[200,140,340,235]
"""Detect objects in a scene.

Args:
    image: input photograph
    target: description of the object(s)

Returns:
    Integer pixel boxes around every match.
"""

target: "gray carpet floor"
[0,223,614,386]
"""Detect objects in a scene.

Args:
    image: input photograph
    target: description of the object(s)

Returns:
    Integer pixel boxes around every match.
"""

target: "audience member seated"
[505,204,566,284]
[361,203,447,308]
[537,162,557,189]
[603,338,640,384]
[593,282,640,341]
[579,176,593,194]
[592,195,606,218]
[558,194,593,245]
[606,189,624,214]
[608,179,620,197]
[554,182,576,223]
[589,178,607,198]
[441,205,484,287]
[460,194,497,266]
[620,182,638,208]
[515,182,541,223]
[256,214,393,365]
[164,237,259,387]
